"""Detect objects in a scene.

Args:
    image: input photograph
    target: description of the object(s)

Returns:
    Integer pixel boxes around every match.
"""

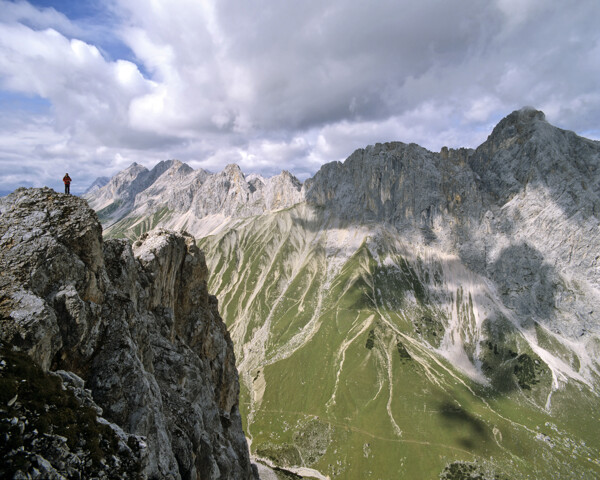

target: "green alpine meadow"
[198,205,599,479]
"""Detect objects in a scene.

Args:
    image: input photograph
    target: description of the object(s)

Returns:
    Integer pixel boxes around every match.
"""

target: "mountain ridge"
[84,108,600,479]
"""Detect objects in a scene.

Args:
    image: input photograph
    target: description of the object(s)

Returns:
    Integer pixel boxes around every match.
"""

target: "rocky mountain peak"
[480,107,549,155]
[0,188,257,479]
[495,106,546,131]
[278,169,302,188]
[85,161,306,238]
[153,158,192,175]
[222,163,246,182]
[123,161,145,175]
[84,176,110,194]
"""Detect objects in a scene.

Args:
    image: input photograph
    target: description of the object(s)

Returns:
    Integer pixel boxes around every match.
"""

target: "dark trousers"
[64,184,70,194]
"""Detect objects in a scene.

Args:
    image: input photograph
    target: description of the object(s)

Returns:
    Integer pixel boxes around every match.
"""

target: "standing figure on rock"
[63,173,72,194]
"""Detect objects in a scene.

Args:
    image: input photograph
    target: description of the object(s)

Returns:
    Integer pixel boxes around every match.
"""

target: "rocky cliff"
[0,188,257,479]
[303,107,600,340]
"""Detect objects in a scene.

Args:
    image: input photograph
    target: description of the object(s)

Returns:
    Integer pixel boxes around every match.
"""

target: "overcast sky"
[0,0,599,194]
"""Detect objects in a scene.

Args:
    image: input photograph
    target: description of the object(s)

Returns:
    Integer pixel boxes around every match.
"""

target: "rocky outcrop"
[1,342,147,479]
[0,188,257,479]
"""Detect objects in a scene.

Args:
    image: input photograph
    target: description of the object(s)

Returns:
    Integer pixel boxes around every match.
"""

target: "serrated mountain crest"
[85,161,304,237]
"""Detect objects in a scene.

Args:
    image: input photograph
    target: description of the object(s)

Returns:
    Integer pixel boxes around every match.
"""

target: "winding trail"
[258,408,480,458]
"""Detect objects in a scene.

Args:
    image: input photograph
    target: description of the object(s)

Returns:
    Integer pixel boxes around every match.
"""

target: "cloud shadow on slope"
[437,400,492,451]
[473,242,558,397]
[488,242,558,325]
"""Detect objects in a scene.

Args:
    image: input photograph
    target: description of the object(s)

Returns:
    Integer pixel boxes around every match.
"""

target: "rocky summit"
[0,188,257,479]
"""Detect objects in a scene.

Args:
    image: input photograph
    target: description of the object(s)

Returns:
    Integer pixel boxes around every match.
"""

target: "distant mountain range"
[84,160,303,239]
[85,108,600,479]
[83,176,110,194]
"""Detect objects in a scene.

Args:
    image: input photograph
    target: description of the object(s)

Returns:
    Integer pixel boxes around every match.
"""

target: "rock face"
[0,188,256,479]
[303,107,600,339]
[1,343,147,479]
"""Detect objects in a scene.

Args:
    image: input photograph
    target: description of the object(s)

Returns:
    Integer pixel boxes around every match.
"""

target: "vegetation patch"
[105,215,141,239]
[414,310,445,347]
[371,255,428,307]
[439,461,509,480]
[255,442,301,468]
[396,340,411,361]
[479,325,551,400]
[479,317,529,392]
[514,353,544,390]
[365,329,376,350]
[273,466,303,479]
[398,257,427,304]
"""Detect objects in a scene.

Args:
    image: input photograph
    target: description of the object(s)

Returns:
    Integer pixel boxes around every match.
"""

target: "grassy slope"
[198,205,599,479]
[103,206,173,240]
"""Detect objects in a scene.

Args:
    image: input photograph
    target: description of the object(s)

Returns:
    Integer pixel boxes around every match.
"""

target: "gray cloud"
[0,0,599,194]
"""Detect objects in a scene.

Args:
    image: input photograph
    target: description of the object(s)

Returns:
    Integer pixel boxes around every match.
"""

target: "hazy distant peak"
[84,176,109,194]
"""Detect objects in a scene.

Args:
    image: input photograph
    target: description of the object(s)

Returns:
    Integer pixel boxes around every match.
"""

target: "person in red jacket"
[63,173,72,194]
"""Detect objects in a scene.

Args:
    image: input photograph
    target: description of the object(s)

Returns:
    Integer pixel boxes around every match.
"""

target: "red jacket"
[63,175,72,185]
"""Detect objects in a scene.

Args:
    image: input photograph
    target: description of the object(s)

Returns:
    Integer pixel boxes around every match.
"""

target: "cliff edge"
[0,187,257,479]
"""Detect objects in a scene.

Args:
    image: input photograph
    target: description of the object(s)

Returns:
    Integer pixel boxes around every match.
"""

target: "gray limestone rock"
[0,188,257,479]
[0,341,147,479]
[301,108,600,343]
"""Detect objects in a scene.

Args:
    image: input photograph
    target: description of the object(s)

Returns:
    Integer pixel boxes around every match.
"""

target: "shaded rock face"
[302,141,480,228]
[0,188,256,480]
[302,108,600,339]
[0,343,147,479]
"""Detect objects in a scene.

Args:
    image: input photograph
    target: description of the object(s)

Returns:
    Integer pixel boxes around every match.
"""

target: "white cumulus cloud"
[0,0,599,194]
